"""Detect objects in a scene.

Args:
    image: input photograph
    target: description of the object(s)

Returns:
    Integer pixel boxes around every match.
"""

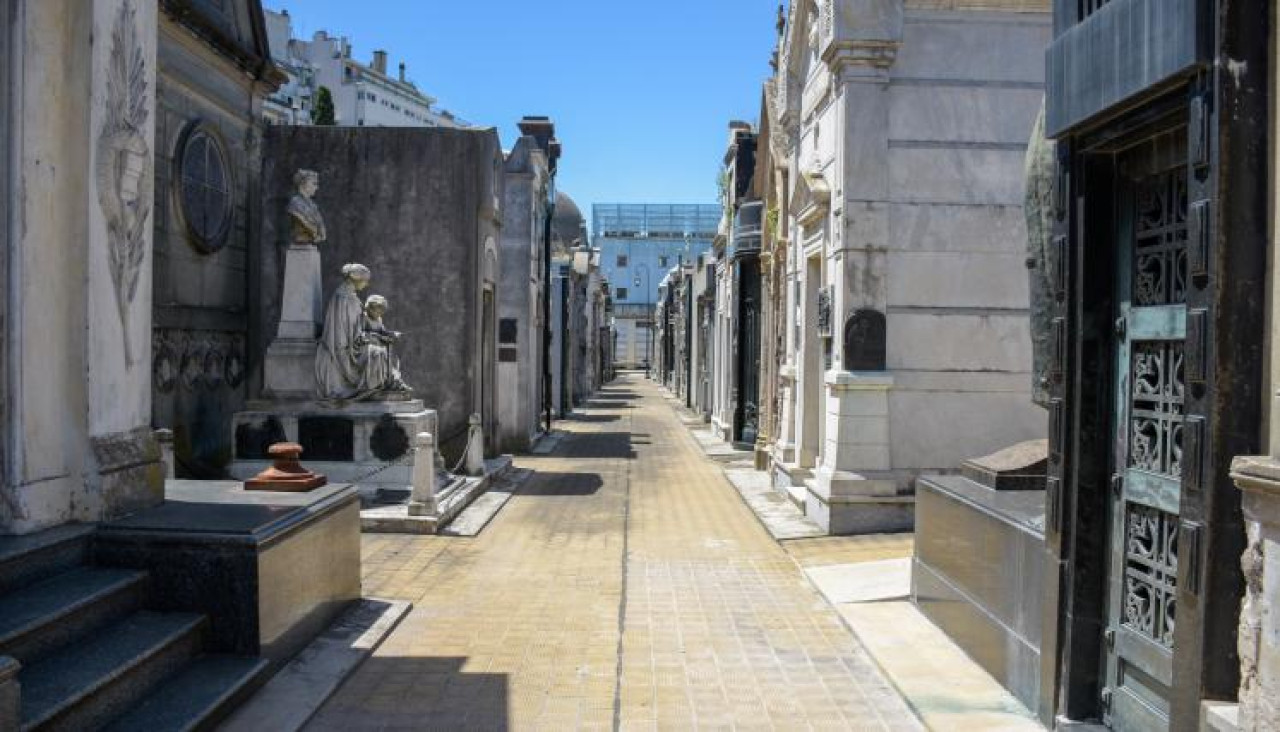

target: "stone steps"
[0,525,270,731]
[0,567,148,664]
[0,525,95,596]
[19,611,206,731]
[102,655,270,732]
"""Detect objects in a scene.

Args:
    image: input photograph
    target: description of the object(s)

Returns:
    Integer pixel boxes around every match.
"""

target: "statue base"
[229,400,437,503]
[263,338,318,400]
[277,244,323,340]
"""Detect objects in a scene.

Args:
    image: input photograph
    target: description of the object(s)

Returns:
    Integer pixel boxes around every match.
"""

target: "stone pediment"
[793,170,831,229]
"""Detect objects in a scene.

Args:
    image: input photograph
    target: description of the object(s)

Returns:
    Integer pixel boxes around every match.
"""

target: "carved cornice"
[823,40,901,72]
[794,171,831,229]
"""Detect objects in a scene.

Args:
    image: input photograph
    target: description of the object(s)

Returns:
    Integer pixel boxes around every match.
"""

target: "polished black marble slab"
[95,481,360,664]
[912,474,1047,712]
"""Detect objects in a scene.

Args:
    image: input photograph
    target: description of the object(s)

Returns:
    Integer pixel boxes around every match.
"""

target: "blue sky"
[263,1,781,228]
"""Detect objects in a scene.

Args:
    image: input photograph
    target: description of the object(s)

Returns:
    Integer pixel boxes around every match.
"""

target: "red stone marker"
[245,442,328,492]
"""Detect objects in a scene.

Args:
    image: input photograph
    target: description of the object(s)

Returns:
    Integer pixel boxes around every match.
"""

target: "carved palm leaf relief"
[95,0,153,366]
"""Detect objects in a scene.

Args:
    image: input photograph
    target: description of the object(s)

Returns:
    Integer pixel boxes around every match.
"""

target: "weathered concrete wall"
[151,11,272,477]
[497,137,547,452]
[877,8,1051,473]
[2,0,163,533]
[260,126,502,452]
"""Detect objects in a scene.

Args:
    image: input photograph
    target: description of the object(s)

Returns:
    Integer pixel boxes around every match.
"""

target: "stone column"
[85,0,163,518]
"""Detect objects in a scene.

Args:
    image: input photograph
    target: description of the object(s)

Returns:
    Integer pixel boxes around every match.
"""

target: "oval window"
[176,126,232,254]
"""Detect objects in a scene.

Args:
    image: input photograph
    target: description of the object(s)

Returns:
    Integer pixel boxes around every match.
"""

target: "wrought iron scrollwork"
[1129,342,1185,478]
[1133,169,1189,307]
[1123,503,1178,647]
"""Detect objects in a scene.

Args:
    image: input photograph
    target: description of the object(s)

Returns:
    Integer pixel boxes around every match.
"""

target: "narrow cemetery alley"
[305,374,924,730]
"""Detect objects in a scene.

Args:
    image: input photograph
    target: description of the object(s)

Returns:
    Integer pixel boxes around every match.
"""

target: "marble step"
[0,525,95,596]
[102,655,270,732]
[0,567,148,665]
[20,611,207,731]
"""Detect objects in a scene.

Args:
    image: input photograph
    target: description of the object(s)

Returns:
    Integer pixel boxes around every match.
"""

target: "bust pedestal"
[264,244,323,399]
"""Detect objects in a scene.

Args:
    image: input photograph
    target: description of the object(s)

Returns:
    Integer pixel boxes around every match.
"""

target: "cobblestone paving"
[307,374,922,731]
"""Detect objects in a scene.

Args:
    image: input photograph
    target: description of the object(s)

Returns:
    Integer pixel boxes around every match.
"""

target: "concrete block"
[889,202,1027,253]
[887,251,1031,310]
[889,391,1046,472]
[825,415,891,445]
[825,389,890,418]
[806,490,915,535]
[822,442,893,472]
[893,13,1051,85]
[812,467,900,499]
[842,201,889,252]
[889,85,1044,145]
[890,147,1029,205]
[887,312,1032,372]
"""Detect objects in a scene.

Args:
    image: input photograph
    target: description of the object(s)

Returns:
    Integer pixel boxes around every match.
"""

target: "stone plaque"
[298,416,354,462]
[842,309,886,371]
[499,318,518,344]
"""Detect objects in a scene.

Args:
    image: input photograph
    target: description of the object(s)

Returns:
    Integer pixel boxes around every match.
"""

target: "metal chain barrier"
[344,445,421,485]
[451,426,479,475]
[337,423,479,486]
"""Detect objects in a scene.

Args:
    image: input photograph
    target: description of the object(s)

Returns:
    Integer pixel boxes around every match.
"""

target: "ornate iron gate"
[1103,135,1187,730]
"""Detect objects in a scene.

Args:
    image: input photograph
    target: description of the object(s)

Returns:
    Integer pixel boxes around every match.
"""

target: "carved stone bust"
[287,169,326,246]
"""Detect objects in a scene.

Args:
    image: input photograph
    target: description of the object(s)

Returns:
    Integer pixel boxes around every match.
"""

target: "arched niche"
[843,309,886,371]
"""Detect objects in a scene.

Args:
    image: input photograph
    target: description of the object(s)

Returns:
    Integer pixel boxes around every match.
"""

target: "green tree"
[312,86,335,126]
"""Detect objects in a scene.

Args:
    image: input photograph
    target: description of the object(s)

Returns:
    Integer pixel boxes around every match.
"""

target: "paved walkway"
[306,374,922,731]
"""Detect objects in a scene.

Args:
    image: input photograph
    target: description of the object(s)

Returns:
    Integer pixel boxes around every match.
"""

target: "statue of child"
[360,295,411,394]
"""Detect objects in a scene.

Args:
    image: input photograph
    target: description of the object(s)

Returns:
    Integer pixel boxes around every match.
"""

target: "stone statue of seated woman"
[315,263,414,402]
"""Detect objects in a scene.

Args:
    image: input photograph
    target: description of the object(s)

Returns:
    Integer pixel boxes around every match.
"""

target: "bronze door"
[1103,132,1188,731]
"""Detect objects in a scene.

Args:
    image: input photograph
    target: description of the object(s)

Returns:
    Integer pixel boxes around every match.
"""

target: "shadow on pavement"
[309,656,509,730]
[582,400,631,410]
[522,471,606,497]
[550,431,635,460]
[565,413,619,424]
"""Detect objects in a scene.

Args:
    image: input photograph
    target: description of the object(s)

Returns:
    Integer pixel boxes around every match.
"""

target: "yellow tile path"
[307,374,923,731]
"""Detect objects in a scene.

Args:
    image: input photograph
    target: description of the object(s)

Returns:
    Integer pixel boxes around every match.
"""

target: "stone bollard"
[154,428,176,480]
[0,656,19,732]
[465,413,485,477]
[408,432,438,517]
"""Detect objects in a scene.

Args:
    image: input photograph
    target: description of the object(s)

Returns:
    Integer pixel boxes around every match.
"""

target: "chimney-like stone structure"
[517,115,560,172]
[398,61,406,82]
[372,49,388,74]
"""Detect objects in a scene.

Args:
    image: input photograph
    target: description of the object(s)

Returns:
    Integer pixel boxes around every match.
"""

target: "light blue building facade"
[593,204,719,367]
